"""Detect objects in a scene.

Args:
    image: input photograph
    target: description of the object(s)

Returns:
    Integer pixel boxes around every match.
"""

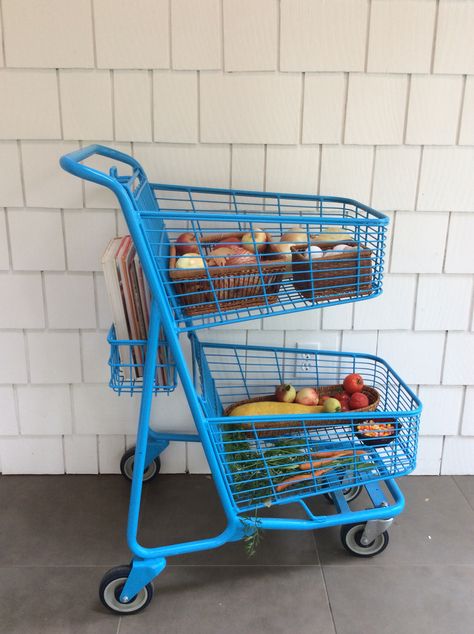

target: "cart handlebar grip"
[59,144,145,194]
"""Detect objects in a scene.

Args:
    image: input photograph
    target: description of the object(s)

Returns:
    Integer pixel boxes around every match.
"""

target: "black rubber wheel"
[99,566,153,615]
[340,523,389,558]
[324,485,362,504]
[120,447,161,483]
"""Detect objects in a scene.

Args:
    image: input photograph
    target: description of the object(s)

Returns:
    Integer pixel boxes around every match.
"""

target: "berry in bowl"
[355,418,399,447]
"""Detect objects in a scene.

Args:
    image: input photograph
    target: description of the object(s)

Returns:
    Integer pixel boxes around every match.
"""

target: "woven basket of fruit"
[169,230,287,317]
[224,376,380,438]
[291,238,373,303]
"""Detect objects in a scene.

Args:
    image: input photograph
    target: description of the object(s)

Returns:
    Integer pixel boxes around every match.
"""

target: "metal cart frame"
[60,145,421,614]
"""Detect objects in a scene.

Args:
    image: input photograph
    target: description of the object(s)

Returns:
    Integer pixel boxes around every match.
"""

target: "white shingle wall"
[0,0,473,475]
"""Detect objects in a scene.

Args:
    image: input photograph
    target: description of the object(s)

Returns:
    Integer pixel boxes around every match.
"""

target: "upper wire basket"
[193,340,421,513]
[142,185,388,331]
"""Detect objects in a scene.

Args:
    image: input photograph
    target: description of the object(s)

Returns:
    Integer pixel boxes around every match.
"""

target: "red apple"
[343,373,364,394]
[349,392,369,410]
[335,391,351,408]
[175,232,199,256]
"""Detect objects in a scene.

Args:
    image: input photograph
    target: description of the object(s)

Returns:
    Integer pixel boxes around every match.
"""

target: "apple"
[241,228,268,253]
[343,373,364,394]
[349,392,369,410]
[322,397,341,413]
[175,232,199,256]
[275,384,296,403]
[295,387,319,406]
[175,254,205,269]
[335,391,351,408]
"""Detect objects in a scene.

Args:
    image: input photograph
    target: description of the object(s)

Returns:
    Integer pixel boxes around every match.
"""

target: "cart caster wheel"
[340,523,389,558]
[99,566,153,615]
[120,448,161,483]
[324,485,362,504]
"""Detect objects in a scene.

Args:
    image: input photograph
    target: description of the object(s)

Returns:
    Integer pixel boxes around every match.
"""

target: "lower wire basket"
[194,339,422,513]
[108,326,177,394]
[207,416,418,513]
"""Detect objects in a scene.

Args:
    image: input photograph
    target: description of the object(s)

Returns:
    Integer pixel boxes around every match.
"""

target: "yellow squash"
[229,401,324,417]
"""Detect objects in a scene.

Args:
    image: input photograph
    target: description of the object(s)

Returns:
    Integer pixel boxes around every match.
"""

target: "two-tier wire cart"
[60,145,422,615]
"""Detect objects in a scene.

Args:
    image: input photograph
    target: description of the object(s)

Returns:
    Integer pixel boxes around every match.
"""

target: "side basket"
[107,326,177,395]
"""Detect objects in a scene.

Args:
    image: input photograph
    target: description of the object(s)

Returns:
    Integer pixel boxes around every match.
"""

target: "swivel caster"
[120,447,161,483]
[99,565,153,614]
[340,522,390,558]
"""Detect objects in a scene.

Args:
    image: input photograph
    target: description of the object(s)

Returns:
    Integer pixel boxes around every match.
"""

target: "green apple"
[322,397,341,413]
[275,384,296,403]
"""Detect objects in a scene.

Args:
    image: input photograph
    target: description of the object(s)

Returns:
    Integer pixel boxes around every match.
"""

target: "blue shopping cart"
[60,145,422,615]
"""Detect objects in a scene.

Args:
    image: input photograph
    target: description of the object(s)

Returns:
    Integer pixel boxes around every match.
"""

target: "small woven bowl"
[355,417,399,447]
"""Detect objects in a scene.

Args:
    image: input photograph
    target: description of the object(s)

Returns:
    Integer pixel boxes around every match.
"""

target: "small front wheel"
[340,523,389,557]
[99,566,153,615]
[120,447,161,483]
[324,485,362,504]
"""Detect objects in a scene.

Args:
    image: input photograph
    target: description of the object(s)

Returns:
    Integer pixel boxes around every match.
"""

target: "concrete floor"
[1,474,474,634]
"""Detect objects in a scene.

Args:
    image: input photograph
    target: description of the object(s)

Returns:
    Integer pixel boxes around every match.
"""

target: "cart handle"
[59,144,146,196]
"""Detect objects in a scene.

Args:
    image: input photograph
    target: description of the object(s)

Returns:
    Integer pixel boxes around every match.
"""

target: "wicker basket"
[291,242,373,303]
[224,385,380,438]
[169,233,287,317]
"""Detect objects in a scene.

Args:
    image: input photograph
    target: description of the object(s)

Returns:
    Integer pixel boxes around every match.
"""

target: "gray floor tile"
[323,564,474,634]
[0,566,118,634]
[119,565,335,634]
[453,476,474,509]
[311,475,474,565]
[0,475,130,566]
[139,475,320,565]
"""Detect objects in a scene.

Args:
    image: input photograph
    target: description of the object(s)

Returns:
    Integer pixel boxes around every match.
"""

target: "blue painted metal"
[60,144,421,605]
[120,557,166,603]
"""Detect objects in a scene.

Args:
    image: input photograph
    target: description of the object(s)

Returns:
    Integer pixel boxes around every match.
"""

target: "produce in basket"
[175,254,206,269]
[175,232,199,256]
[357,421,395,438]
[230,400,324,417]
[343,373,364,394]
[240,227,268,253]
[313,226,352,242]
[356,418,399,447]
[349,392,369,410]
[322,397,341,413]
[295,387,319,406]
[209,246,257,267]
[302,245,324,260]
[269,229,309,262]
[275,383,297,403]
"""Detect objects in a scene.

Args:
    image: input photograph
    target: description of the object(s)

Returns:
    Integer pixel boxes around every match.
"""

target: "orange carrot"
[311,449,365,459]
[276,468,329,492]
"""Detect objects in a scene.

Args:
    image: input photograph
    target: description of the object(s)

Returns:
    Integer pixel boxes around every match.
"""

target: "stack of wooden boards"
[102,236,172,384]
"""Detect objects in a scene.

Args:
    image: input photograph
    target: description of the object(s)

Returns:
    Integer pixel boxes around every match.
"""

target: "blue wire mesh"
[193,341,421,513]
[131,181,388,331]
[108,326,177,395]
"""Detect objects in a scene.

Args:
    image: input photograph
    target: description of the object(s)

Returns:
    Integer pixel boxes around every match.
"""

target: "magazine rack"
[60,145,421,615]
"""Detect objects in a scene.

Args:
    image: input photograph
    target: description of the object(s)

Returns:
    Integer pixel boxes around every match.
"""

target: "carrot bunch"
[275,449,366,493]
